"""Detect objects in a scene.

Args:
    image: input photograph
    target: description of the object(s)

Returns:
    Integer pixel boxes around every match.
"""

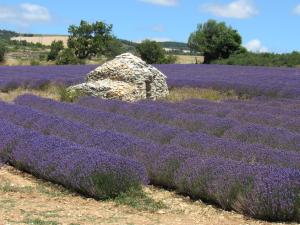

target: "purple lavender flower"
[175,157,300,221]
[0,119,148,199]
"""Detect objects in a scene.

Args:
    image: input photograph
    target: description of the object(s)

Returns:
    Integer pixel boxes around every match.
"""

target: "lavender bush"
[76,96,300,152]
[10,96,300,170]
[14,95,183,144]
[0,100,187,184]
[175,157,300,221]
[3,95,300,221]
[0,118,148,199]
[185,98,300,118]
[141,98,300,132]
[223,124,300,151]
[170,132,300,170]
[77,97,239,136]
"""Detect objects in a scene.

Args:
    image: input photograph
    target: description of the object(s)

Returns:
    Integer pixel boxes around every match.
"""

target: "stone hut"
[67,53,169,102]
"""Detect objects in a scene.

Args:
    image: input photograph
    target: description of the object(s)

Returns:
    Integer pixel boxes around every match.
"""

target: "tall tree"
[188,20,242,64]
[136,40,176,64]
[67,20,115,59]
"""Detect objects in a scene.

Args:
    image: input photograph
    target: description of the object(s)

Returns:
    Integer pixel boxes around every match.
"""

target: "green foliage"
[188,19,242,64]
[92,173,141,200]
[59,86,85,102]
[68,20,116,59]
[114,187,166,212]
[22,218,59,225]
[0,181,34,193]
[0,42,6,62]
[47,40,64,61]
[165,87,239,102]
[9,40,47,49]
[55,48,80,65]
[30,60,40,66]
[137,40,176,64]
[213,51,300,67]
[165,54,177,63]
[105,38,124,59]
[0,29,18,40]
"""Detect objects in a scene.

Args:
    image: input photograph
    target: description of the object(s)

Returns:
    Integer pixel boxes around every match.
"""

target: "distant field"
[10,36,203,64]
[11,36,68,47]
[175,55,204,64]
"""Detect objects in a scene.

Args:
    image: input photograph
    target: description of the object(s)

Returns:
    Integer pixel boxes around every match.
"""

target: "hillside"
[0,29,19,40]
[158,41,189,50]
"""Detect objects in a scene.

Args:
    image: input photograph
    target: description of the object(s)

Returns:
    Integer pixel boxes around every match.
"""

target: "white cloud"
[245,39,268,53]
[201,0,258,19]
[293,4,300,15]
[0,3,51,26]
[139,0,178,6]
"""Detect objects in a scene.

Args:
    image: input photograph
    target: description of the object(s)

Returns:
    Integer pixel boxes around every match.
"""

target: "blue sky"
[0,0,300,53]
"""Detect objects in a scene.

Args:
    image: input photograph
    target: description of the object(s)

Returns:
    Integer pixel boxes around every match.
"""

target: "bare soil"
[0,165,292,225]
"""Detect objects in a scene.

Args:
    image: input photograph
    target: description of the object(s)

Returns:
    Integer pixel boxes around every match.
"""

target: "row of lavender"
[0,118,147,199]
[1,96,300,222]
[75,97,300,152]
[1,64,300,99]
[173,99,300,131]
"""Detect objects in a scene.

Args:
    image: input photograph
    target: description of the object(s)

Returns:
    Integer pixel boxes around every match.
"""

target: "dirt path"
[0,165,293,225]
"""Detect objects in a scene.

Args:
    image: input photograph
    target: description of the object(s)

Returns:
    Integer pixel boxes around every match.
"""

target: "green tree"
[136,40,176,64]
[105,38,124,59]
[56,48,80,65]
[188,20,242,64]
[47,40,64,61]
[0,42,6,62]
[67,20,115,59]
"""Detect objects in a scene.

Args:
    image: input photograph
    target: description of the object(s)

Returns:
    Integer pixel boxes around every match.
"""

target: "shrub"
[0,42,6,62]
[47,40,64,61]
[212,51,300,67]
[137,40,175,64]
[56,48,80,65]
[30,60,40,66]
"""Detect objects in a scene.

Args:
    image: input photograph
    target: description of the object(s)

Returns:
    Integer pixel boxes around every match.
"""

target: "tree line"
[1,20,300,67]
[46,20,178,65]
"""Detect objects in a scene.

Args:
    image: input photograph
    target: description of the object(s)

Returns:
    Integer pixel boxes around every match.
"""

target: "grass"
[0,85,62,102]
[0,178,70,197]
[22,218,59,225]
[114,187,166,212]
[35,183,71,197]
[164,87,239,102]
[0,181,34,193]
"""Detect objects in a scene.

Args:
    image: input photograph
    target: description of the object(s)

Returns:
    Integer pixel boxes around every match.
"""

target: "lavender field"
[1,64,300,99]
[0,64,300,223]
